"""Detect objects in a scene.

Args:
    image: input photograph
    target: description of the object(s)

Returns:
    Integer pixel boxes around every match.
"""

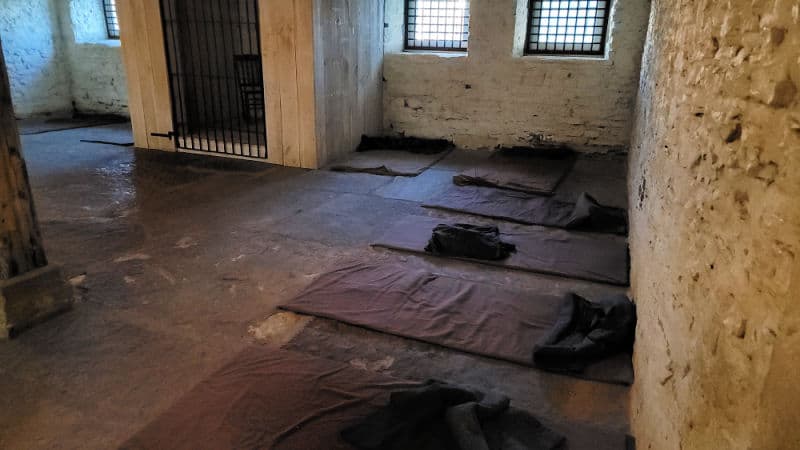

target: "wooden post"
[0,37,71,339]
[0,38,48,280]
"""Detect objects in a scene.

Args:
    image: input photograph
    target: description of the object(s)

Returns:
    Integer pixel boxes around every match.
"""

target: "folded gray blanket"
[341,380,565,450]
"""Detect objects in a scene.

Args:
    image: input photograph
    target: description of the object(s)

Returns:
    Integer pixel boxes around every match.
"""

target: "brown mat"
[372,215,629,286]
[454,148,576,195]
[423,186,627,235]
[329,149,450,177]
[281,263,634,385]
[122,347,412,450]
[122,347,628,450]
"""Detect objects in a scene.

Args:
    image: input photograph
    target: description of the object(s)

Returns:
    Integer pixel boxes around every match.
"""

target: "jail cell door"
[160,0,268,159]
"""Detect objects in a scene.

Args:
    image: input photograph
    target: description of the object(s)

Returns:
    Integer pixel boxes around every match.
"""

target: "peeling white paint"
[0,0,72,116]
[0,0,128,117]
[249,312,312,344]
[114,253,151,263]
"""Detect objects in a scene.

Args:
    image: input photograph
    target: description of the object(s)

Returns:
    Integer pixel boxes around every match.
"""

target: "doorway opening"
[160,0,267,159]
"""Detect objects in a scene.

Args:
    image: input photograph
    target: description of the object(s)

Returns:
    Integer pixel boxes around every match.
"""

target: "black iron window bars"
[103,0,120,39]
[405,0,471,51]
[526,0,611,55]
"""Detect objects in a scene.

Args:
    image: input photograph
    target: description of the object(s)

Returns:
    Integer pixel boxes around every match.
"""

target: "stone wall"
[0,0,73,116]
[60,0,129,116]
[0,0,128,117]
[628,0,800,448]
[382,0,650,151]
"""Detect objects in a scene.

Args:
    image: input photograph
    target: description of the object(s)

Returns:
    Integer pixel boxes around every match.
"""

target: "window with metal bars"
[405,0,470,52]
[103,0,120,39]
[526,0,611,55]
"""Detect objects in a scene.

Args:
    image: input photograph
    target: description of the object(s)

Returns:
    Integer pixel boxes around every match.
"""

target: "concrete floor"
[0,122,630,449]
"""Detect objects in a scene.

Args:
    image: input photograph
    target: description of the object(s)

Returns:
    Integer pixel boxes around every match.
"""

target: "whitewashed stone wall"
[628,0,800,448]
[61,0,129,116]
[0,0,73,116]
[383,0,651,151]
[0,0,128,117]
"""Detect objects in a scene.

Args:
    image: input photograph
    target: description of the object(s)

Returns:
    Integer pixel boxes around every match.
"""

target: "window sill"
[395,50,467,59]
[96,39,122,48]
[518,53,612,65]
[74,39,122,48]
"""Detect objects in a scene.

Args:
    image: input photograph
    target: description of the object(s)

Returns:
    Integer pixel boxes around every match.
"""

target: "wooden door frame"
[118,0,174,152]
[118,0,318,168]
[259,0,318,168]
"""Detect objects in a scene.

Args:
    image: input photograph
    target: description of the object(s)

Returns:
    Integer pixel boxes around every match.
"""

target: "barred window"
[526,0,611,55]
[405,0,470,52]
[103,0,120,39]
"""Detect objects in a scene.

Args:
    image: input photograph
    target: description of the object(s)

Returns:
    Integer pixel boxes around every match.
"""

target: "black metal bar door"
[160,0,267,159]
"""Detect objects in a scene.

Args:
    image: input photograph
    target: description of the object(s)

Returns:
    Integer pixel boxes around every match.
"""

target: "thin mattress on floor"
[453,147,576,195]
[280,263,634,385]
[120,347,411,450]
[423,185,628,235]
[121,347,628,450]
[329,150,450,177]
[372,215,629,286]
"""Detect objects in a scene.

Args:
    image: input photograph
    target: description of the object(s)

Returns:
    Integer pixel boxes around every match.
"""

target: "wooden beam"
[117,0,175,152]
[118,0,148,147]
[294,0,318,169]
[261,0,318,168]
[260,0,285,166]
[0,38,47,280]
[142,0,174,150]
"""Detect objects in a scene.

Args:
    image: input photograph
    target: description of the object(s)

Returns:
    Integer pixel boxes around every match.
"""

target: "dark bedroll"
[453,146,577,196]
[123,348,629,450]
[280,263,635,385]
[424,189,629,235]
[373,215,631,286]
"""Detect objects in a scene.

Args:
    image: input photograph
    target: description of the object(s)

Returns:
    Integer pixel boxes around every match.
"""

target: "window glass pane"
[526,0,610,55]
[406,0,470,51]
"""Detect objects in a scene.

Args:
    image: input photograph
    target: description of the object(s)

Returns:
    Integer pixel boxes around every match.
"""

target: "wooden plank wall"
[313,0,384,167]
[260,0,318,168]
[0,38,48,280]
[117,0,175,151]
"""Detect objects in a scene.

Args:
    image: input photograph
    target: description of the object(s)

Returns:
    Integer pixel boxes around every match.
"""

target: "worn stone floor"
[0,122,630,449]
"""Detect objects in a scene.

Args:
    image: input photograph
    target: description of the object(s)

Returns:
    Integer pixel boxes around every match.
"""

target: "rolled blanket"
[534,293,636,374]
[425,224,517,261]
[341,380,565,450]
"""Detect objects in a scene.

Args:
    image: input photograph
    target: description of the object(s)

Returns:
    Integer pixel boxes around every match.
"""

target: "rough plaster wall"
[628,0,800,449]
[0,0,128,117]
[0,0,72,116]
[61,0,129,116]
[382,0,650,151]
